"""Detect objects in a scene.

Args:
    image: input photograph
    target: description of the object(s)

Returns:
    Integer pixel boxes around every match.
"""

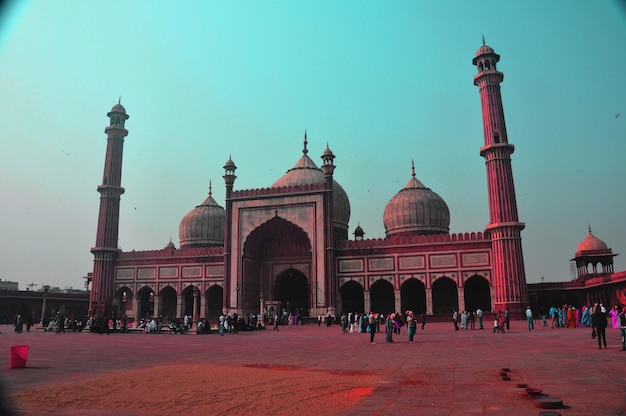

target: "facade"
[88,44,531,322]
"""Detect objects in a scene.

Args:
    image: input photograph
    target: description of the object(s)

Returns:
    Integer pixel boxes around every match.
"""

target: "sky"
[0,1,625,291]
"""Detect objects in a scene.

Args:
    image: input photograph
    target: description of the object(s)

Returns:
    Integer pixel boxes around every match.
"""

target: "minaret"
[320,142,336,315]
[90,101,129,317]
[223,155,237,312]
[472,41,528,318]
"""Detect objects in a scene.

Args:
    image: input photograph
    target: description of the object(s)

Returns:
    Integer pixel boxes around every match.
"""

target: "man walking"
[525,306,534,331]
[476,308,483,329]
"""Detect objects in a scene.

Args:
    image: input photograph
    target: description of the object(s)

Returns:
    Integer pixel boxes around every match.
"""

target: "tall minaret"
[222,155,237,312]
[472,41,528,318]
[90,101,129,317]
[320,142,336,316]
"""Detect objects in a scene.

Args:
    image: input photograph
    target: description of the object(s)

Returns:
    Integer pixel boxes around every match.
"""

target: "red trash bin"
[9,345,29,368]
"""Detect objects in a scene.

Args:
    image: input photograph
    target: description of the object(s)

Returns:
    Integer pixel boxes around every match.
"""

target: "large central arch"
[242,216,312,315]
[274,268,309,315]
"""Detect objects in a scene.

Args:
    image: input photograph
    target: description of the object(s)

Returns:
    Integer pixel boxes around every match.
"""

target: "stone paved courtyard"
[1,320,625,415]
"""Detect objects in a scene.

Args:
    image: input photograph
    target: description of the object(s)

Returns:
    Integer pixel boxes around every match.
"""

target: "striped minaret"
[473,41,528,318]
[90,101,129,318]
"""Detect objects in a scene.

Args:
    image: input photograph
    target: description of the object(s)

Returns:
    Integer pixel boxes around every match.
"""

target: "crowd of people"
[9,302,626,351]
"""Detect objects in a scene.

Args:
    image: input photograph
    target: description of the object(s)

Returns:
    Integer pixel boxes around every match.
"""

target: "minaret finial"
[209,180,212,196]
[482,34,485,46]
[118,96,121,105]
[303,130,308,155]
[411,158,416,178]
[588,224,592,234]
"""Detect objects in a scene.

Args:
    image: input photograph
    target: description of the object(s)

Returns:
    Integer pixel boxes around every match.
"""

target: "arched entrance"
[159,286,177,318]
[370,279,394,315]
[401,278,426,314]
[207,284,223,319]
[242,216,312,315]
[432,276,458,315]
[137,286,154,319]
[463,275,491,313]
[182,285,201,317]
[274,268,309,316]
[114,287,133,318]
[340,280,364,314]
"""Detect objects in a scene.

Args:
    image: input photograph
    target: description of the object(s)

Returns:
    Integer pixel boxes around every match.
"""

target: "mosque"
[87,43,624,325]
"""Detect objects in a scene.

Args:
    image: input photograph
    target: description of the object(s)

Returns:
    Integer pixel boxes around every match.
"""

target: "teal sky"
[1,1,625,290]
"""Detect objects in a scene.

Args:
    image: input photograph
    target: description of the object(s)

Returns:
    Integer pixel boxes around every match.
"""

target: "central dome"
[271,137,350,234]
[383,163,450,237]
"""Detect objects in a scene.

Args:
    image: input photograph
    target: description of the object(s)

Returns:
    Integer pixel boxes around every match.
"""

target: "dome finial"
[588,224,592,234]
[303,130,308,155]
[482,34,485,46]
[118,96,121,105]
[209,180,212,196]
[411,158,416,178]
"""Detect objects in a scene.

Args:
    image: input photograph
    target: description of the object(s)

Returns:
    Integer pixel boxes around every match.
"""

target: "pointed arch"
[463,275,491,313]
[432,276,458,315]
[340,280,364,314]
[370,279,394,315]
[401,278,426,314]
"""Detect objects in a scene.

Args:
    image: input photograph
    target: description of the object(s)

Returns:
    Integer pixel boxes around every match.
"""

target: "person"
[393,312,403,335]
[594,304,608,349]
[618,306,626,351]
[460,310,468,330]
[581,305,591,327]
[505,308,510,330]
[610,305,620,329]
[368,312,376,344]
[525,306,534,331]
[406,311,416,343]
[476,308,483,330]
[273,314,279,332]
[218,313,226,336]
[385,313,395,343]
[497,311,506,333]
[14,314,23,333]
[232,313,239,334]
[420,312,426,330]
[493,315,503,333]
[468,310,475,330]
[452,309,459,331]
[340,313,348,334]
[590,302,598,338]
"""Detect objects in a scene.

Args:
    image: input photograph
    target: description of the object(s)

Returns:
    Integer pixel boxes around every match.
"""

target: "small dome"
[224,157,236,168]
[476,44,495,56]
[110,103,127,114]
[577,227,608,252]
[179,188,225,247]
[353,224,365,239]
[322,146,334,157]
[165,240,176,250]
[383,165,450,237]
[272,141,350,233]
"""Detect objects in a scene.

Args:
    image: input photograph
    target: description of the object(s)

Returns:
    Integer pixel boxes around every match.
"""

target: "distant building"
[528,227,626,313]
[0,279,19,291]
[88,43,532,323]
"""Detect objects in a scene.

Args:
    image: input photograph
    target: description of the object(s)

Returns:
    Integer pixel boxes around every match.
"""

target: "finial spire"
[209,180,212,196]
[118,96,121,105]
[482,34,485,46]
[303,130,308,155]
[411,158,416,178]
[588,224,592,234]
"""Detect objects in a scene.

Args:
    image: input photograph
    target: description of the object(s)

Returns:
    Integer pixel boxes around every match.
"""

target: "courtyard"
[0,320,625,415]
